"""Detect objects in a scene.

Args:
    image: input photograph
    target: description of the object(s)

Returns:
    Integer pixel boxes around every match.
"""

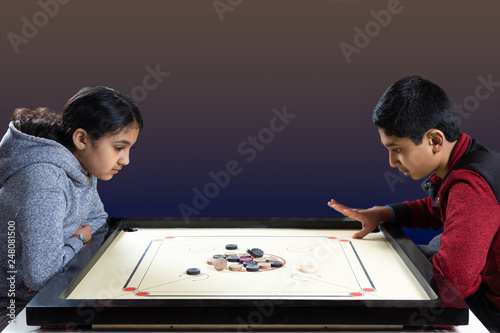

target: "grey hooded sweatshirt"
[0,122,107,304]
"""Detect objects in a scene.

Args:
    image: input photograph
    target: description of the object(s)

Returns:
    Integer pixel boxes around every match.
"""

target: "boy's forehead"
[378,129,413,147]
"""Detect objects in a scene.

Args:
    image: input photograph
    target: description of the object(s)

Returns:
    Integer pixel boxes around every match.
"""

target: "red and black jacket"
[390,133,500,312]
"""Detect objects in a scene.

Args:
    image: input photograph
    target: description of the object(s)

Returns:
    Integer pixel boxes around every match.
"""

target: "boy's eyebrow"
[384,142,398,147]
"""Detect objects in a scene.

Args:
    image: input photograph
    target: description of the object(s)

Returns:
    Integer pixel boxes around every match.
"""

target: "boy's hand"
[327,199,394,239]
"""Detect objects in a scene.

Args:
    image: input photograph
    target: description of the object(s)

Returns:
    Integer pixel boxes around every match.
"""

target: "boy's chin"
[410,173,427,180]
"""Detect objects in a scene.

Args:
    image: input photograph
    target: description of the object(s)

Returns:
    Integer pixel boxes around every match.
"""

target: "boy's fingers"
[341,208,358,219]
[327,199,353,215]
[329,203,346,215]
[328,199,367,237]
[327,199,338,208]
[353,227,371,239]
[335,206,359,220]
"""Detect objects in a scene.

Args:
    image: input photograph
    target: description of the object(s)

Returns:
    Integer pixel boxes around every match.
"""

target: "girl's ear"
[72,128,89,151]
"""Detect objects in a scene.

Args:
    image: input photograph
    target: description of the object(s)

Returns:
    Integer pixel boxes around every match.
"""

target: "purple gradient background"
[1,0,499,244]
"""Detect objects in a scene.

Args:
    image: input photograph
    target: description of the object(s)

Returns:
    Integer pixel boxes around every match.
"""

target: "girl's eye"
[115,147,124,151]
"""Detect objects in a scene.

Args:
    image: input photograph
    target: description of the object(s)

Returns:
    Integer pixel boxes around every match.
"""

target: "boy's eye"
[392,149,401,153]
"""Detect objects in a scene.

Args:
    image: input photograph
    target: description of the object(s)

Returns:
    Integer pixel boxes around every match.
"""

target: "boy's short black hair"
[373,76,460,144]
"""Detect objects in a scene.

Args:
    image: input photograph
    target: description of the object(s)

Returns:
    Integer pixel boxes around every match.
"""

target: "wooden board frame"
[26,217,468,329]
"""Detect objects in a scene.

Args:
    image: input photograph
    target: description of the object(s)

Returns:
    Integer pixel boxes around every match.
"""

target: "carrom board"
[68,228,430,301]
[26,217,468,329]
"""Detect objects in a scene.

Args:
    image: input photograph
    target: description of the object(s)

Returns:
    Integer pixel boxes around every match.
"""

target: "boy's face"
[378,129,438,180]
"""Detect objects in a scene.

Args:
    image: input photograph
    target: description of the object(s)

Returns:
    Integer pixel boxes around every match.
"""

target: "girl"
[0,86,143,325]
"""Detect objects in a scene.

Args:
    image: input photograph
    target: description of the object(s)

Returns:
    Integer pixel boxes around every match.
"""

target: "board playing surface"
[66,228,434,301]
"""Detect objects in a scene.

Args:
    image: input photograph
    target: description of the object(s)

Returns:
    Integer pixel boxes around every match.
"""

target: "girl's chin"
[97,174,114,181]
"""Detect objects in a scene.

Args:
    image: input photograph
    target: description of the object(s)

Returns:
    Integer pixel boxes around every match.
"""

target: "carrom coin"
[214,258,227,271]
[299,265,317,273]
[270,261,283,268]
[258,262,271,269]
[229,264,242,271]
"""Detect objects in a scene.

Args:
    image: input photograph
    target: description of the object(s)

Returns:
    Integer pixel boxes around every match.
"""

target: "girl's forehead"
[101,125,140,143]
[116,125,139,136]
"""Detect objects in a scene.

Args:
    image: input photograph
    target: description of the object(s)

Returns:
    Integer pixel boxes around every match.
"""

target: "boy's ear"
[72,128,89,150]
[428,129,445,153]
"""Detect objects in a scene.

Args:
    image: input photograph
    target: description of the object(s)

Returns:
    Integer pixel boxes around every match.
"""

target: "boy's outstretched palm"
[327,199,394,239]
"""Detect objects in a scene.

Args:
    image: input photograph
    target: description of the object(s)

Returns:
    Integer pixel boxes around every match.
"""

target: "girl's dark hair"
[9,86,143,150]
[10,107,61,141]
[60,86,143,149]
[373,76,460,144]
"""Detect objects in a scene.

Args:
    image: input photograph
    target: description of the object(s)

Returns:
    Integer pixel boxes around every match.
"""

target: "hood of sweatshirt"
[0,122,91,186]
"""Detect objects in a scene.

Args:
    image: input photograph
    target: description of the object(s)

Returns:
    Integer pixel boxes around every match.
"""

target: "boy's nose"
[389,152,399,168]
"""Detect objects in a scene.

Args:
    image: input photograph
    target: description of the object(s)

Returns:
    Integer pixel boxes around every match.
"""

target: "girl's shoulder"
[1,123,90,188]
[9,163,67,191]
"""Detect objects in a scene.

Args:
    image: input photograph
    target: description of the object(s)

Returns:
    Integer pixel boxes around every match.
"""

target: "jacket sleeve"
[431,170,500,298]
[84,178,108,234]
[15,164,84,291]
[389,197,443,230]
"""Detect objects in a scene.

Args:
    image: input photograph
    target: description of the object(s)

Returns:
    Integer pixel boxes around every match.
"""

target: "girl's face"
[74,125,140,181]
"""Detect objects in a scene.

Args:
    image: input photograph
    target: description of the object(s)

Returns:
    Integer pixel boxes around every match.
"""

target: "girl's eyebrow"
[113,139,132,145]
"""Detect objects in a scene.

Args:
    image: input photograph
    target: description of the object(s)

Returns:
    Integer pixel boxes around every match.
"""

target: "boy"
[328,76,500,332]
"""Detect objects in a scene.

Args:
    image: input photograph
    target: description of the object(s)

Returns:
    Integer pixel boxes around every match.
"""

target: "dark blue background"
[1,0,499,245]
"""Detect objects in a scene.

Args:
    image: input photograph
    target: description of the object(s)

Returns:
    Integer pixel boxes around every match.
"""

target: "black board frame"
[25,217,468,329]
